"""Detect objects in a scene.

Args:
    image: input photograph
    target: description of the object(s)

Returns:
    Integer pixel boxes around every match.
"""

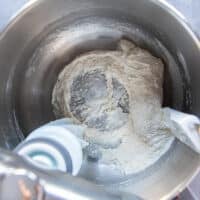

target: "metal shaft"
[0,148,141,200]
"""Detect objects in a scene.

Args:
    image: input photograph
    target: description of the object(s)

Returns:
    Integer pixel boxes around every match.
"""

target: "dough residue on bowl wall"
[52,39,175,175]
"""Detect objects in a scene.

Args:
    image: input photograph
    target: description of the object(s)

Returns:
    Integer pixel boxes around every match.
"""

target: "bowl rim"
[0,0,199,199]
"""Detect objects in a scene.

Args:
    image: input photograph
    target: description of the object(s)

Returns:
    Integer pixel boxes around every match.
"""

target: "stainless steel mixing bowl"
[0,0,200,199]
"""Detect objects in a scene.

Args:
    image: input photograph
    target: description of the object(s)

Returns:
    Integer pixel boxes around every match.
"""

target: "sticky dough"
[52,40,175,175]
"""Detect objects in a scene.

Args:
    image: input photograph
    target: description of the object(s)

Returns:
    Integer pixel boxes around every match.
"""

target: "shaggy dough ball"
[52,40,175,175]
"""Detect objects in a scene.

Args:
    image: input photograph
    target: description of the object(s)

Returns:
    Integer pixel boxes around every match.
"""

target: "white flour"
[52,40,175,175]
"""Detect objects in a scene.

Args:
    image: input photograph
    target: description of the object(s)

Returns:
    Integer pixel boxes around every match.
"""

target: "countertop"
[0,0,199,199]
